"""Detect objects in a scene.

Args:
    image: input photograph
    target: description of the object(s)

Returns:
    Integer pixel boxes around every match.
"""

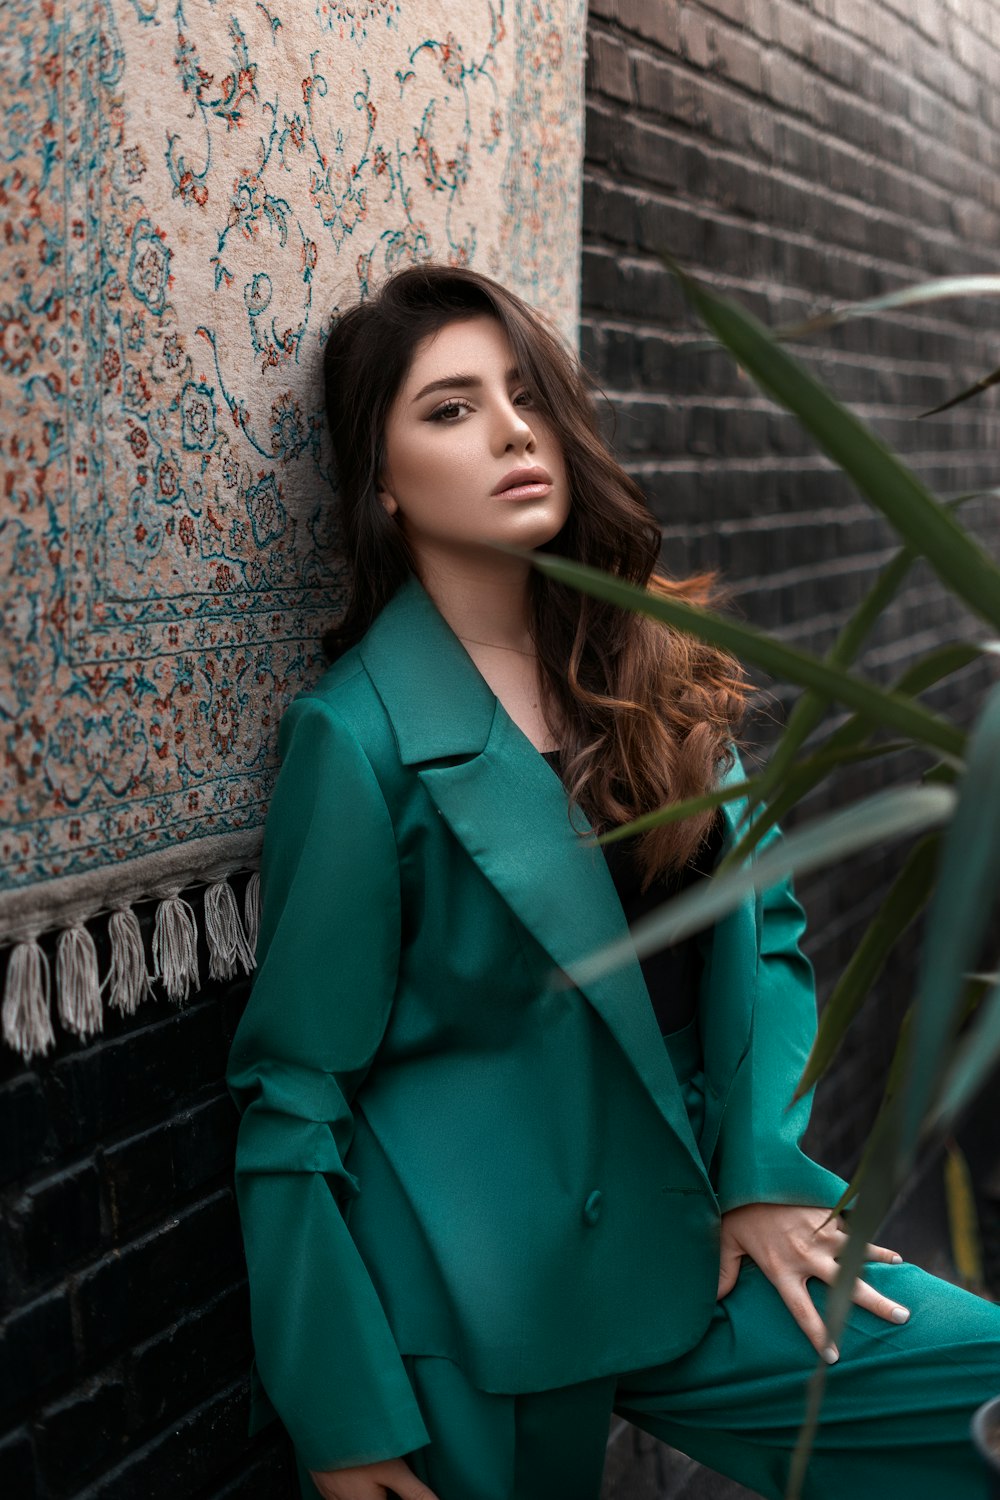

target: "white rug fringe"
[0,869,258,1059]
[56,924,103,1040]
[105,906,158,1016]
[2,939,55,1060]
[204,878,257,980]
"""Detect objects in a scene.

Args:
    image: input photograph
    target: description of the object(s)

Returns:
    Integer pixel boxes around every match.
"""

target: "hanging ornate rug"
[0,0,588,1058]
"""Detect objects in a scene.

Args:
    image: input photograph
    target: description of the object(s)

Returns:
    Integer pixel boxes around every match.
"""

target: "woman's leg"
[305,1354,616,1500]
[614,1259,1000,1500]
[399,1354,615,1500]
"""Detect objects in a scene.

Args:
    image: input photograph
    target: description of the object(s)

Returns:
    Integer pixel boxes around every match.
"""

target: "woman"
[226,262,1000,1500]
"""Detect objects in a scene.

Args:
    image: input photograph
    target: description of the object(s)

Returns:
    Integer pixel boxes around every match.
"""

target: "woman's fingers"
[772,1274,839,1364]
[306,1459,441,1500]
[860,1241,904,1265]
[716,1238,744,1300]
[366,1460,440,1500]
[850,1274,911,1326]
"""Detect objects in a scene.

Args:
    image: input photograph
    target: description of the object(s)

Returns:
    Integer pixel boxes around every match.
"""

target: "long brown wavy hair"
[322,261,750,887]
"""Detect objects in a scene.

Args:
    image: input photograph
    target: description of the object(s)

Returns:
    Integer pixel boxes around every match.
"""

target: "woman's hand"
[716,1202,910,1363]
[307,1457,440,1500]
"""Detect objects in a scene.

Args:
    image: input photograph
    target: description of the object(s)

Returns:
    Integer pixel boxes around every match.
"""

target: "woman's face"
[376,313,571,569]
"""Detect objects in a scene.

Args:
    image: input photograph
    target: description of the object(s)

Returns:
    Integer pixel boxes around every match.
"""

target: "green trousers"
[295,1023,1000,1498]
[293,1259,1000,1500]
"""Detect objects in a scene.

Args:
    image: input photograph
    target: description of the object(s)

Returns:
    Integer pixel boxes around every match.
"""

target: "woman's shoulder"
[279,646,401,779]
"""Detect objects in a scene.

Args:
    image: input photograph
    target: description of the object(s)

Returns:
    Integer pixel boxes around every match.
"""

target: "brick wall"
[3,2,1000,1496]
[0,881,296,1497]
[580,0,1000,1174]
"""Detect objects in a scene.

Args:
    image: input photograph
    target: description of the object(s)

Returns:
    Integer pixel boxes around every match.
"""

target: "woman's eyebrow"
[411,366,521,403]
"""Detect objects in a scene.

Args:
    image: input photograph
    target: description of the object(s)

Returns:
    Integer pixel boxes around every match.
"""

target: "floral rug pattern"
[0,0,585,948]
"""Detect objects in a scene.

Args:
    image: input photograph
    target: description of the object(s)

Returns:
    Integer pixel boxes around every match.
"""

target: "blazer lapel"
[360,572,714,1185]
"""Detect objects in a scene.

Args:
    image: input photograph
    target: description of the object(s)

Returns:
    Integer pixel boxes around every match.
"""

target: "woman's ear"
[376,476,399,516]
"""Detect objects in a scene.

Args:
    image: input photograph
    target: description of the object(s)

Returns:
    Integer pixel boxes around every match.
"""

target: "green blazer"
[226,569,848,1473]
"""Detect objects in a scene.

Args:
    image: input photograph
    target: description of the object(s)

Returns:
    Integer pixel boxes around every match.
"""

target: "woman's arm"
[711,813,850,1214]
[226,694,430,1473]
[710,784,909,1354]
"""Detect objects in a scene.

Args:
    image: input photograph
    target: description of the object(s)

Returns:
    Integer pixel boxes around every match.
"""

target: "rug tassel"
[104,905,157,1015]
[1,938,55,1060]
[204,877,257,980]
[244,871,260,961]
[152,892,201,1003]
[56,923,103,1040]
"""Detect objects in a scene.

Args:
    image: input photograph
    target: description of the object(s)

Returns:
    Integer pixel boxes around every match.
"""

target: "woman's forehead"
[403,314,514,388]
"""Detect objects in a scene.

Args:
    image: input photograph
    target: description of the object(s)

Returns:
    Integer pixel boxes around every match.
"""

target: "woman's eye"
[428,391,534,422]
[429,399,472,421]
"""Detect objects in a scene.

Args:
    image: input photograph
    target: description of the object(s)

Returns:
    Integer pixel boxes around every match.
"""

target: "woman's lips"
[496,481,554,500]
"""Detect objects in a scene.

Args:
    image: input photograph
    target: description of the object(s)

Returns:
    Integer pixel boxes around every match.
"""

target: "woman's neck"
[414,549,535,652]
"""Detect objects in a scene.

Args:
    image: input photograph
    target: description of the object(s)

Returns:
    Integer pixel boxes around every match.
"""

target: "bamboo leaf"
[792,833,940,1100]
[899,680,1000,1162]
[525,553,966,759]
[771,276,1000,342]
[927,974,1000,1134]
[571,785,956,986]
[746,492,994,818]
[944,1139,986,1291]
[595,775,767,845]
[753,546,917,811]
[921,365,1000,418]
[787,1053,909,1497]
[659,254,1000,632]
[598,740,908,848]
[714,639,977,877]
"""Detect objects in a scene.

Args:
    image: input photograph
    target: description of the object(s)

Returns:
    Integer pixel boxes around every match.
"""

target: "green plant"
[510,260,1000,1496]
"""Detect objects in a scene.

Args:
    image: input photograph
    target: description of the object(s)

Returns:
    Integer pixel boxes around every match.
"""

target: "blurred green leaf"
[944,1139,986,1291]
[770,275,1000,341]
[573,784,956,985]
[595,774,767,845]
[739,492,995,823]
[525,553,966,759]
[792,833,940,1101]
[899,680,1000,1162]
[717,639,978,875]
[921,365,1000,417]
[748,545,918,816]
[659,254,1000,633]
[927,975,1000,1135]
[597,740,909,847]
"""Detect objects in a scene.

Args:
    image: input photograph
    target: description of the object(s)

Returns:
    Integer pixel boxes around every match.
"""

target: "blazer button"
[582,1190,603,1227]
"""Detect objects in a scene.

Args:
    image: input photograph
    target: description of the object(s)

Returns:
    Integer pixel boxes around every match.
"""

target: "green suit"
[226,569,857,1474]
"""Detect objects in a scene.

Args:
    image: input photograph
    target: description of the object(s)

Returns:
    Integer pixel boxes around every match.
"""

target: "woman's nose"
[497,404,535,446]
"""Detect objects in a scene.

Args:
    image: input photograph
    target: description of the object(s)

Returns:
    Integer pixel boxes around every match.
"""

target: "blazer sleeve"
[226,693,430,1472]
[711,762,850,1216]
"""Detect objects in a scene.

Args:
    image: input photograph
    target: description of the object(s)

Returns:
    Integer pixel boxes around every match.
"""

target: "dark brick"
[0,1427,37,1500]
[9,1162,102,1283]
[0,1075,52,1186]
[201,1438,297,1500]
[35,1374,130,1492]
[587,31,634,104]
[127,1284,250,1436]
[100,1121,176,1239]
[0,1286,76,1419]
[46,1003,232,1153]
[170,1094,238,1196]
[76,1381,249,1500]
[73,1191,242,1362]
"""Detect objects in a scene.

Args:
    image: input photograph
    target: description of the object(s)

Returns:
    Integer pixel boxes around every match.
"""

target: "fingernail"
[891,1253,903,1264]
[890,1306,910,1324]
[822,1344,839,1364]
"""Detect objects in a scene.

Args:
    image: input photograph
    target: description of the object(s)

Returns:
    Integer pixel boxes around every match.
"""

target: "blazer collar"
[359,570,497,764]
[360,571,744,1185]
